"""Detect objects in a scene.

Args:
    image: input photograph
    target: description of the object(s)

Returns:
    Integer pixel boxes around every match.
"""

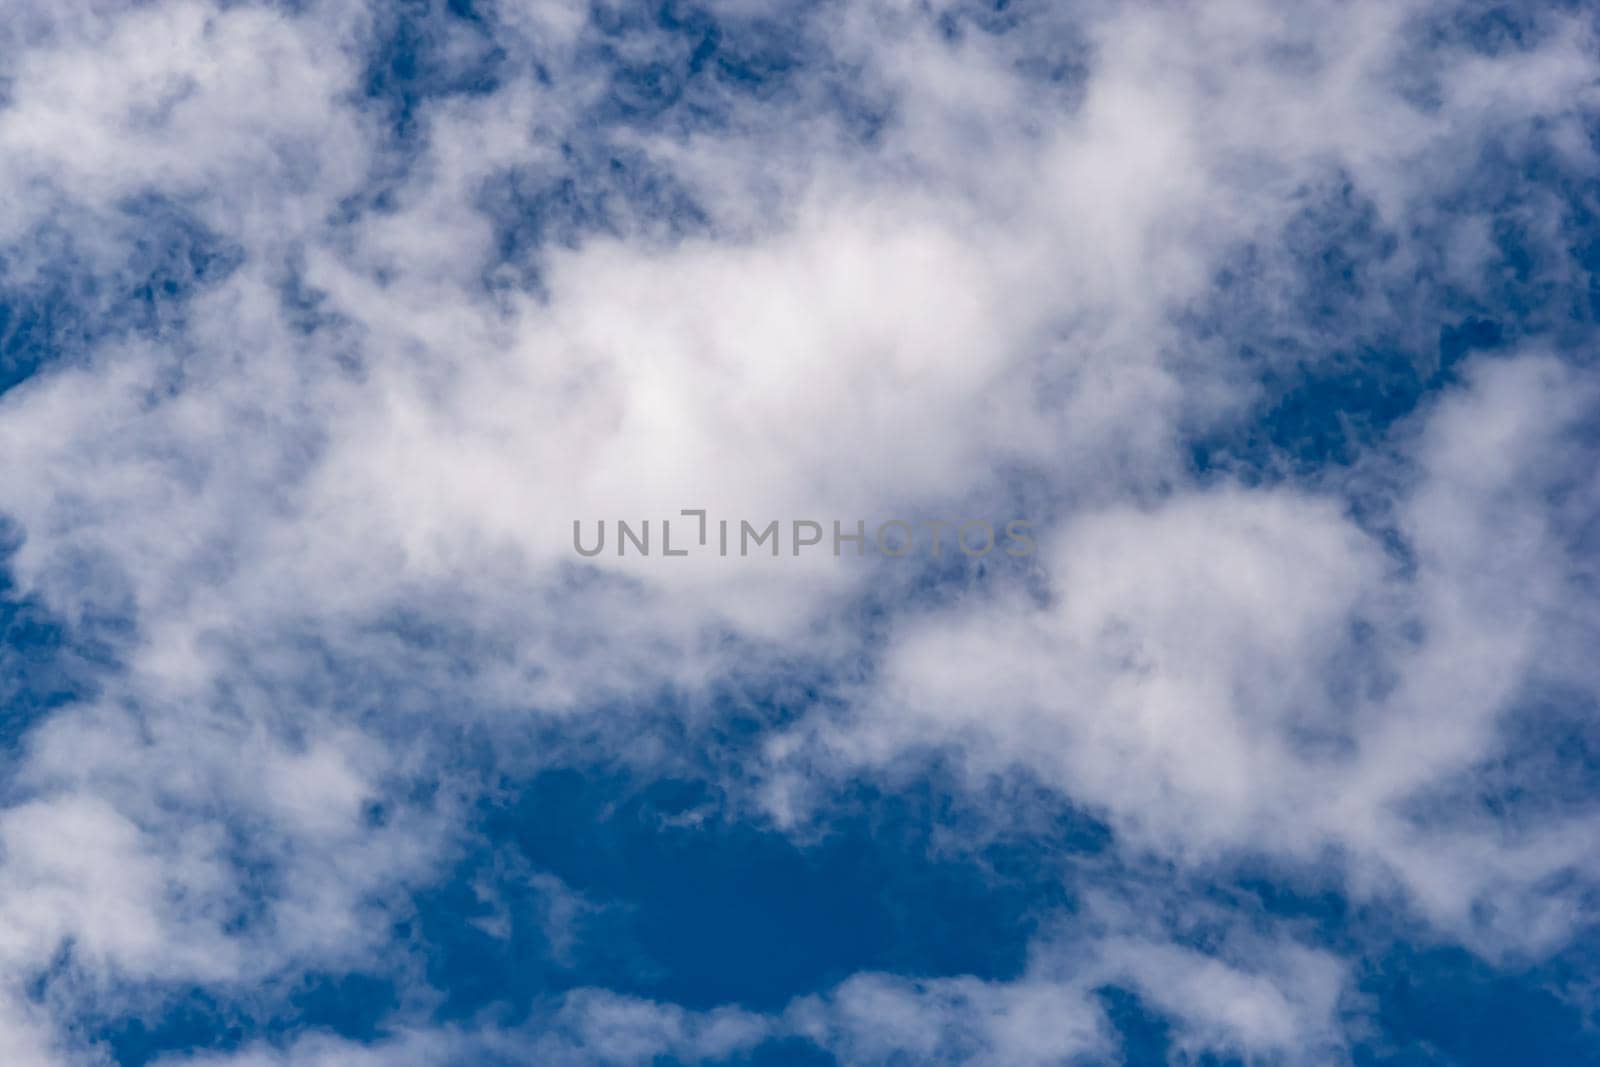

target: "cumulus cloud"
[769,352,1600,951]
[0,0,1596,1062]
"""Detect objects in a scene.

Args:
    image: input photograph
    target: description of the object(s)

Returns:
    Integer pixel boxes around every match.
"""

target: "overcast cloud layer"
[1,1,1599,1064]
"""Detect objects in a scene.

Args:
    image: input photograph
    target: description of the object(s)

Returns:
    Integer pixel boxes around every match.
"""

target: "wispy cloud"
[0,0,1597,1063]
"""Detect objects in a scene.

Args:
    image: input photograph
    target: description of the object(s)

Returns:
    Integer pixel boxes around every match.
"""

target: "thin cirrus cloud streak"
[0,0,1596,1065]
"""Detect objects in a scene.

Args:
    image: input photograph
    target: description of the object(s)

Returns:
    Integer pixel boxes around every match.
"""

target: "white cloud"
[0,0,1595,1061]
[768,351,1600,957]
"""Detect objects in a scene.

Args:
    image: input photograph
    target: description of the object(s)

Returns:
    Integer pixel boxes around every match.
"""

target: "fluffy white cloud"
[767,352,1600,957]
[0,0,1595,1062]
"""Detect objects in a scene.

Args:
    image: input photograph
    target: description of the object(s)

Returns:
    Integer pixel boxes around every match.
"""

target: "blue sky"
[1,1,1599,1065]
